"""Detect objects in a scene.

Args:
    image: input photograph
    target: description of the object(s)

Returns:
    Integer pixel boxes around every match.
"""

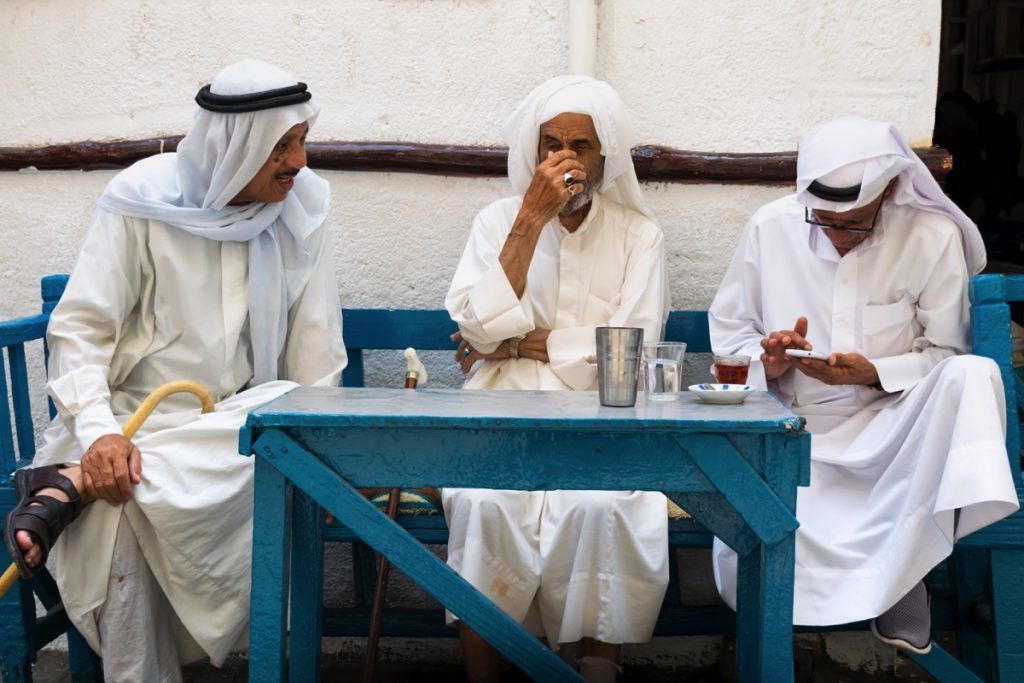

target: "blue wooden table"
[240,386,810,682]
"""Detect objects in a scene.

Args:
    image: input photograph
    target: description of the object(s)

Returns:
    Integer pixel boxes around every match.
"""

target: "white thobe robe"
[32,207,346,666]
[443,192,670,646]
[709,196,1019,625]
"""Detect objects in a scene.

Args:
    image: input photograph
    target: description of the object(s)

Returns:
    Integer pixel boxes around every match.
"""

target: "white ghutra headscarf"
[796,115,985,274]
[502,75,651,219]
[97,60,330,385]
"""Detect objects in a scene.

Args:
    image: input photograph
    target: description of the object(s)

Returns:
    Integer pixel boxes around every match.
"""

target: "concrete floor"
[23,647,938,682]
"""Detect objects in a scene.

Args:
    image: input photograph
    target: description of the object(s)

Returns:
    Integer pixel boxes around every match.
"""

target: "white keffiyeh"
[796,115,985,274]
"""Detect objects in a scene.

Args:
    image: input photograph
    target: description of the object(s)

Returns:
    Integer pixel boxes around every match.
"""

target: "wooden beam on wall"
[0,138,952,184]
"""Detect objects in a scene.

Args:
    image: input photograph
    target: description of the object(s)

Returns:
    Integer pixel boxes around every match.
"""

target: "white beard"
[561,184,596,215]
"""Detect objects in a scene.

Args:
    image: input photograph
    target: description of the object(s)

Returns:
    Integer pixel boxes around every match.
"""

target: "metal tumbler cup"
[596,327,644,407]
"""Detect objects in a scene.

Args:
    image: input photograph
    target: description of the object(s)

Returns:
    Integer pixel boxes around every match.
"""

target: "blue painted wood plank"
[991,549,1024,682]
[289,491,324,683]
[342,309,457,350]
[957,509,1024,547]
[674,434,800,549]
[950,548,995,680]
[40,275,68,314]
[666,310,712,352]
[299,426,714,492]
[0,314,49,347]
[340,348,364,388]
[246,386,803,434]
[326,514,716,547]
[248,457,291,683]
[908,644,986,683]
[665,492,757,556]
[734,539,797,683]
[0,353,16,477]
[970,300,1020,485]
[251,429,583,682]
[733,433,802,683]
[8,343,35,463]
[970,274,1006,306]
[0,558,31,683]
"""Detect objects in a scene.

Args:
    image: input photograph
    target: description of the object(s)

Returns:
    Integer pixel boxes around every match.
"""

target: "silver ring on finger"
[563,171,575,187]
[567,184,577,196]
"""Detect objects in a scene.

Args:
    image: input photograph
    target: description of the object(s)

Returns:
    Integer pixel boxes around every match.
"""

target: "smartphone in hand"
[785,348,830,361]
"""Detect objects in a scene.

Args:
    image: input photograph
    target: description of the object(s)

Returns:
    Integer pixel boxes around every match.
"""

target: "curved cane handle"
[121,380,215,439]
[0,380,215,595]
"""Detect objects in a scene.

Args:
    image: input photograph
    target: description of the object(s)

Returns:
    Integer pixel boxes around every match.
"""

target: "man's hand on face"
[80,434,141,506]
[790,352,881,387]
[760,316,812,380]
[520,150,587,227]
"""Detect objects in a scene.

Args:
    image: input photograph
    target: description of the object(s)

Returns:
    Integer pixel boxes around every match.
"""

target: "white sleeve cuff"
[466,263,535,342]
[547,326,598,391]
[68,402,122,455]
[872,353,929,393]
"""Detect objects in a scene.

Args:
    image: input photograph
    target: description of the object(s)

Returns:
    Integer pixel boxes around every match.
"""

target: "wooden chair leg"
[363,487,401,683]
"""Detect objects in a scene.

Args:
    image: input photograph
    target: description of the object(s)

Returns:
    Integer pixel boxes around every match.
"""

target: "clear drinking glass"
[642,342,687,400]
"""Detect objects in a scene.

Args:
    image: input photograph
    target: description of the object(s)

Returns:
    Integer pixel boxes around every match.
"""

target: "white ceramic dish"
[688,383,754,404]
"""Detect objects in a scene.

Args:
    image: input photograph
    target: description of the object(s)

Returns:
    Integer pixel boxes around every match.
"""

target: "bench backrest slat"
[339,308,713,388]
[971,273,1024,488]
[0,352,15,474]
[0,312,51,477]
[8,342,36,465]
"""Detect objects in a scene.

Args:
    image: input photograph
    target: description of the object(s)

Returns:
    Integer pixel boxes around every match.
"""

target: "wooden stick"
[363,362,421,682]
[363,487,402,683]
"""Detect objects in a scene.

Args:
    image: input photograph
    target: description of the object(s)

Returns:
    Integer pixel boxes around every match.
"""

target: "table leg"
[289,490,325,683]
[733,432,806,682]
[254,429,583,683]
[249,456,292,683]
[735,538,796,682]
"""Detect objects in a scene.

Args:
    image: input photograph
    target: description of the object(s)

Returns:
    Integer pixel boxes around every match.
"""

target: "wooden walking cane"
[362,349,428,683]
[0,380,215,598]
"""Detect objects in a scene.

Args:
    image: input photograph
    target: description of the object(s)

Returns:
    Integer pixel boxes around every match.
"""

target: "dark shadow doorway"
[937,0,1024,271]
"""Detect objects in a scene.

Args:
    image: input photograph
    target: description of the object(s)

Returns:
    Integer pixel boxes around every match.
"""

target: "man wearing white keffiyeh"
[445,76,669,683]
[709,115,1018,655]
[6,60,346,682]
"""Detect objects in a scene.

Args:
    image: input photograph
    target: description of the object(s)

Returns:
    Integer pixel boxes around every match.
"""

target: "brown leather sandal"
[3,466,83,579]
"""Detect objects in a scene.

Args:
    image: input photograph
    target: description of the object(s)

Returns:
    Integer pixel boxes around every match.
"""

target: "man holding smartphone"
[708,116,1018,654]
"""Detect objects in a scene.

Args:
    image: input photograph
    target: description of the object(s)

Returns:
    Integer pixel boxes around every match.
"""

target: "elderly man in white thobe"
[709,115,1019,654]
[444,76,669,683]
[3,60,346,682]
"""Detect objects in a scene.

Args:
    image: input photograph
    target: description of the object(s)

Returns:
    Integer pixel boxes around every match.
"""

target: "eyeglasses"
[804,200,883,234]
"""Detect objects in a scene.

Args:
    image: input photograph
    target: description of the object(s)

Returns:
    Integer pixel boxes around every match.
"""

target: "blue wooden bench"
[2,273,1023,681]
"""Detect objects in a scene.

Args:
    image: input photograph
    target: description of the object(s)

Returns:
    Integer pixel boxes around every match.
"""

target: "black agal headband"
[806,180,861,203]
[195,82,312,113]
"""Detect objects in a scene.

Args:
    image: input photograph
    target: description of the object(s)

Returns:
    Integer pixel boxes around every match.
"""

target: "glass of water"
[641,342,687,400]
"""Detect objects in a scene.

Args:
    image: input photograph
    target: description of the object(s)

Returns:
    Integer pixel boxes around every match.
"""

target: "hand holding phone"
[785,348,830,361]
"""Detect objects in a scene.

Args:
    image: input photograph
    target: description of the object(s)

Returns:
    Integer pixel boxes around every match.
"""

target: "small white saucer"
[688,383,754,404]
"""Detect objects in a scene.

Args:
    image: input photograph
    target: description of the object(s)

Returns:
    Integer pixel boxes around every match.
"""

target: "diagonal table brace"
[252,429,583,683]
[671,434,799,553]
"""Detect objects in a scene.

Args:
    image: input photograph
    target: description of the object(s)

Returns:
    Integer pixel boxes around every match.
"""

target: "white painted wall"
[0,0,942,673]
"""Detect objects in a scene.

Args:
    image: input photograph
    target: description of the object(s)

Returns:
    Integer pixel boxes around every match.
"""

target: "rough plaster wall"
[601,1,942,150]
[1,0,941,672]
